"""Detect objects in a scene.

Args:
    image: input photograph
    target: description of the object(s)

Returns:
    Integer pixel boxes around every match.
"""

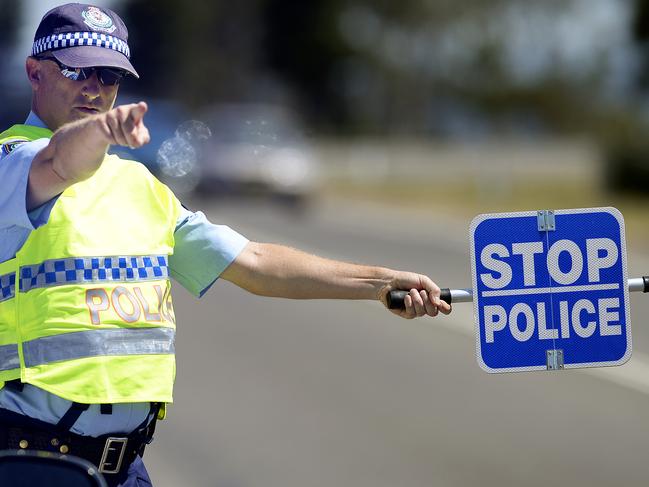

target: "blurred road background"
[3,0,649,485]
[142,197,649,487]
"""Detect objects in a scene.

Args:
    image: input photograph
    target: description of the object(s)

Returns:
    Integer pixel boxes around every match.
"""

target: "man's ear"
[26,57,41,87]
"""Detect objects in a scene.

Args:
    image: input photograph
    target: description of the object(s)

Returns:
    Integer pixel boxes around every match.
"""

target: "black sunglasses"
[36,56,127,86]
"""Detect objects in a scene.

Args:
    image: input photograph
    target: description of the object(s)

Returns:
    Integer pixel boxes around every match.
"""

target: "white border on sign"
[469,207,631,374]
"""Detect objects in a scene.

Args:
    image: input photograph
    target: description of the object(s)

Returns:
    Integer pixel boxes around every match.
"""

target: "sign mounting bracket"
[537,210,556,232]
[546,349,564,370]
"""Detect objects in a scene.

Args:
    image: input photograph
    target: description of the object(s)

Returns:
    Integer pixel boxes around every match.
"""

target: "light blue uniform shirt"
[0,113,249,436]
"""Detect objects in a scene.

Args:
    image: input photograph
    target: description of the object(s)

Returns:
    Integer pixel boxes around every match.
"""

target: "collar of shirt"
[25,111,48,129]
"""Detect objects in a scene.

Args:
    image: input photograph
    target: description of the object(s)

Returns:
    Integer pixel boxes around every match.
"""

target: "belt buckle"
[98,437,128,474]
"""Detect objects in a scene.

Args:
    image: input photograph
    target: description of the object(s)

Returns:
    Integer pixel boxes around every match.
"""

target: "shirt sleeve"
[0,138,51,229]
[170,206,249,298]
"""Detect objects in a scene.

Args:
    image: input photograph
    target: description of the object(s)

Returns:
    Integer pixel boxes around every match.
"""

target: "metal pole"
[387,276,649,309]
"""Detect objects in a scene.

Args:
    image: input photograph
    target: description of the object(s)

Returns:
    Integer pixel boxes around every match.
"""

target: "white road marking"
[416,298,649,395]
[217,203,649,397]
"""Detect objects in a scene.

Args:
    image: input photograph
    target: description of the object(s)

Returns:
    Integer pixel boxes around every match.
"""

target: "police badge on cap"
[82,6,117,33]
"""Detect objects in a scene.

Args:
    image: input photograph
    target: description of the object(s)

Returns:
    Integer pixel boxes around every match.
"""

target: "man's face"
[28,56,119,131]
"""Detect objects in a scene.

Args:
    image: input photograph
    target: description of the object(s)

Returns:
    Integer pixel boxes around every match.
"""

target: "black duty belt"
[0,405,158,475]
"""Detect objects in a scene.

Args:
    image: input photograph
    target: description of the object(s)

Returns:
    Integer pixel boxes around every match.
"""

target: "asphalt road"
[143,197,649,487]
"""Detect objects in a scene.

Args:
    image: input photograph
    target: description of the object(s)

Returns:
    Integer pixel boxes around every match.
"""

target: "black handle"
[387,288,452,310]
[387,277,648,309]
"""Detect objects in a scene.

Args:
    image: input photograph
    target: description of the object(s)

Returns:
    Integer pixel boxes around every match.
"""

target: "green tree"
[119,0,264,108]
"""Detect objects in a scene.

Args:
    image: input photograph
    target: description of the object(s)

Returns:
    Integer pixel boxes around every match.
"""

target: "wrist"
[49,116,109,182]
[368,267,395,301]
[91,113,115,146]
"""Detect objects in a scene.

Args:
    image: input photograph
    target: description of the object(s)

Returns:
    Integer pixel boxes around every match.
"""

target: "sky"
[15,0,117,61]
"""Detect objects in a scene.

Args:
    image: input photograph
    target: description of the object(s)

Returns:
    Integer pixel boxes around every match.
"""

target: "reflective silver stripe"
[23,327,175,368]
[20,255,169,293]
[0,343,19,372]
[0,272,16,303]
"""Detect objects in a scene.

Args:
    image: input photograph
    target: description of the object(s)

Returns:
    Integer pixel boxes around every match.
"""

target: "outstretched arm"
[221,242,452,319]
[27,102,150,209]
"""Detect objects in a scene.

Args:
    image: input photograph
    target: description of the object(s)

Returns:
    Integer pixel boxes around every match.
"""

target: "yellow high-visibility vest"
[0,124,180,404]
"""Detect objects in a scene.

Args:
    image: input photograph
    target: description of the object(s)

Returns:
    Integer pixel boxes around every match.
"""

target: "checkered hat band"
[19,255,169,293]
[32,32,130,58]
[0,273,16,303]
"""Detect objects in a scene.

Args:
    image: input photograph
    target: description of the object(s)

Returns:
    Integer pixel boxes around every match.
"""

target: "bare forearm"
[27,117,109,208]
[27,102,149,209]
[223,242,393,300]
[222,241,452,319]
[48,116,111,181]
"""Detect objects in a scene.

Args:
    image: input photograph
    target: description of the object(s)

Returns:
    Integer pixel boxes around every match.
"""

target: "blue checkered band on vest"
[0,273,16,303]
[32,31,131,58]
[18,255,168,293]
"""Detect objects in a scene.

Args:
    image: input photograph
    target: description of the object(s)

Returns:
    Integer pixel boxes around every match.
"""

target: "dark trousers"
[107,455,153,487]
[0,406,155,486]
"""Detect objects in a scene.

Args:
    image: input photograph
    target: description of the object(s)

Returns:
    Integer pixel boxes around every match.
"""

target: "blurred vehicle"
[194,104,321,207]
[108,96,200,195]
[109,100,320,206]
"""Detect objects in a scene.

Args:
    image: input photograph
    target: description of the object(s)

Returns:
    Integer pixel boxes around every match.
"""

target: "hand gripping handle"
[386,276,649,310]
[386,288,472,309]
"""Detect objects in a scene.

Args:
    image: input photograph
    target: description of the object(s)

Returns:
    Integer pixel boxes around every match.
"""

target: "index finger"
[420,275,441,298]
[128,101,148,124]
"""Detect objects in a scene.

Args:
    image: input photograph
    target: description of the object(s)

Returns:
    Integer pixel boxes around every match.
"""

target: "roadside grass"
[323,179,649,254]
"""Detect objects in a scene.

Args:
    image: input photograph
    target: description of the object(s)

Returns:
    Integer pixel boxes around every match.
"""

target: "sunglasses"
[36,56,127,86]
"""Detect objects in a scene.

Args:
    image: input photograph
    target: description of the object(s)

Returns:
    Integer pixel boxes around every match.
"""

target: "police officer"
[0,3,451,486]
